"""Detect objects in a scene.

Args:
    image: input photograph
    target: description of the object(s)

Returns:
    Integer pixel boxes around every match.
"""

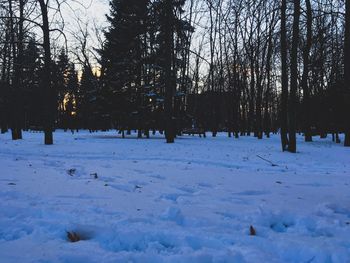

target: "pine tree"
[101,0,149,135]
[56,49,70,114]
[22,38,42,128]
[78,65,101,130]
[101,0,191,138]
[64,63,79,130]
[152,0,191,142]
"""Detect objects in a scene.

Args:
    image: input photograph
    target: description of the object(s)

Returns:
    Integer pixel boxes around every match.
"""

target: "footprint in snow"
[176,186,197,194]
[148,174,165,180]
[233,190,270,196]
[109,184,134,192]
[159,193,186,203]
[198,182,213,188]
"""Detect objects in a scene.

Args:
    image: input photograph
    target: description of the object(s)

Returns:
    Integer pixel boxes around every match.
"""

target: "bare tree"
[287,0,301,153]
[280,0,289,151]
[301,0,312,142]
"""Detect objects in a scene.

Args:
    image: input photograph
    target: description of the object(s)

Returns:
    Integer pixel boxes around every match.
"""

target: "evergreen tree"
[64,62,79,130]
[101,0,192,138]
[78,65,102,130]
[22,38,42,128]
[56,49,70,114]
[152,0,192,142]
[101,0,149,135]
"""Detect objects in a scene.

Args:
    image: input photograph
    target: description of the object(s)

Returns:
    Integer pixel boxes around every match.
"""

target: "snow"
[0,131,349,263]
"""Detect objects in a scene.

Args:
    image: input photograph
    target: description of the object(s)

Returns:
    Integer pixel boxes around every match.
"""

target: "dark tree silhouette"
[280,0,289,151]
[345,0,350,147]
[288,0,301,153]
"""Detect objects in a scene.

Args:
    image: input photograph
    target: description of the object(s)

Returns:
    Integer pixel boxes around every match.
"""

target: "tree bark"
[301,0,312,142]
[288,0,300,153]
[11,0,25,140]
[345,0,350,146]
[8,0,20,140]
[164,0,175,143]
[280,0,289,151]
[39,0,54,145]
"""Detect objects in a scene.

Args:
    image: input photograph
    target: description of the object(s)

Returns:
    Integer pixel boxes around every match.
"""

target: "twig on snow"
[256,155,278,167]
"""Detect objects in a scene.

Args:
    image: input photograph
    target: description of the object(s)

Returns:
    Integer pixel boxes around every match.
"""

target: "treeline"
[0,0,349,150]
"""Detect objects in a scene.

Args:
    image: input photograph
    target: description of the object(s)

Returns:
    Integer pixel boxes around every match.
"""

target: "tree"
[0,1,11,134]
[163,0,176,143]
[22,38,42,129]
[288,0,301,153]
[280,0,289,151]
[345,0,350,147]
[55,48,70,118]
[38,0,54,145]
[301,0,312,142]
[101,0,149,136]
[10,0,25,140]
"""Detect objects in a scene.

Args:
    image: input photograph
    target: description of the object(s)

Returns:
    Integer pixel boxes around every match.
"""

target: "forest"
[0,0,349,151]
[1,1,350,262]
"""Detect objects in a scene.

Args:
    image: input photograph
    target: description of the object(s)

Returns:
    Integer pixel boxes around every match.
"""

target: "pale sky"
[61,0,109,30]
[55,0,208,76]
[53,0,110,67]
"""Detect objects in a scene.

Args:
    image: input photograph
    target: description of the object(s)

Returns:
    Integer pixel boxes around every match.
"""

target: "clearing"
[0,131,349,262]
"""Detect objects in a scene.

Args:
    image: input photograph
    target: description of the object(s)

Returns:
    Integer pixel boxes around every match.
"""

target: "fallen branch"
[256,155,278,167]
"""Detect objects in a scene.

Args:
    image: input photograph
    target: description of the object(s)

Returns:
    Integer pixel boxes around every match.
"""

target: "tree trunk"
[39,0,54,145]
[164,0,175,143]
[11,0,25,140]
[280,0,289,151]
[288,0,300,153]
[301,0,312,142]
[345,0,350,146]
[8,0,20,140]
[1,14,11,134]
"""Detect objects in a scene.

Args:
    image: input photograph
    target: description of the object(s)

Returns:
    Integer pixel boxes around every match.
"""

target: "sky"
[56,0,208,75]
[64,0,109,25]
[53,0,110,68]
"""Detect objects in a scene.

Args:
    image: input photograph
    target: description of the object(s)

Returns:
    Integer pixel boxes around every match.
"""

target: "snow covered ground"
[0,131,349,263]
